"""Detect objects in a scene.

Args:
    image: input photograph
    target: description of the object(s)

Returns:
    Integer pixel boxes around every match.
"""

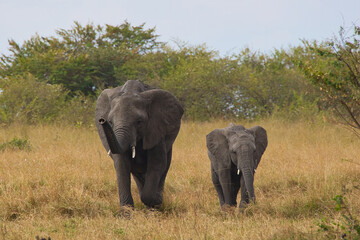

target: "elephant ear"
[140,89,184,150]
[95,87,124,151]
[206,129,230,163]
[248,126,268,167]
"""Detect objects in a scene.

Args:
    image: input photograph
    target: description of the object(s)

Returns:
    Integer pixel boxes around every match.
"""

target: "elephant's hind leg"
[132,173,145,193]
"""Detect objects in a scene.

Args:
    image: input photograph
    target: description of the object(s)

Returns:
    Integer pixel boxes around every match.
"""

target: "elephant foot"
[238,200,256,215]
[119,206,133,219]
[239,201,249,209]
[146,203,162,211]
[221,204,235,213]
[153,203,162,209]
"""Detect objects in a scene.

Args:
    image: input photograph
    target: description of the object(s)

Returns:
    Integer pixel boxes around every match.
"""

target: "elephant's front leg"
[211,166,225,206]
[141,140,167,208]
[112,154,134,207]
[218,169,238,207]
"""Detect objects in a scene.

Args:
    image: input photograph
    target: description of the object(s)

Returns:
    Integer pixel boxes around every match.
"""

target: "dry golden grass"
[0,119,359,239]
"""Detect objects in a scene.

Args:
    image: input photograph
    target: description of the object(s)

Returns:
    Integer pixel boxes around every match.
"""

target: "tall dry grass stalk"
[0,119,359,239]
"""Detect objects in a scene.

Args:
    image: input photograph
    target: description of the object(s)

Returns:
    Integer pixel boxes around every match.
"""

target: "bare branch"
[339,100,360,129]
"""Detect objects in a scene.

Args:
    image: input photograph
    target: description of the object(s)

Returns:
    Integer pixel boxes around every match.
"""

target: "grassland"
[0,119,359,239]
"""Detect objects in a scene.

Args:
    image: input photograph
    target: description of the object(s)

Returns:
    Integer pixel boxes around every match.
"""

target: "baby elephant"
[206,124,268,209]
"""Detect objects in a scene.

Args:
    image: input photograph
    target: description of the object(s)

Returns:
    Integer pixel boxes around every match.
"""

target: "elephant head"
[95,80,184,157]
[206,124,268,206]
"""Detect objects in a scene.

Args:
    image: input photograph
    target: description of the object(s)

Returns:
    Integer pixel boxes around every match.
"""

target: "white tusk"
[237,169,240,175]
[254,169,257,173]
[107,150,111,156]
[132,146,136,158]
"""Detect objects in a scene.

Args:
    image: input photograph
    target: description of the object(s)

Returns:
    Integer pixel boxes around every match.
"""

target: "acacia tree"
[0,21,162,95]
[297,25,360,135]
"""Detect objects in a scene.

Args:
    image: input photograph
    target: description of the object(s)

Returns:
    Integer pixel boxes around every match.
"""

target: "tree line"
[0,21,359,134]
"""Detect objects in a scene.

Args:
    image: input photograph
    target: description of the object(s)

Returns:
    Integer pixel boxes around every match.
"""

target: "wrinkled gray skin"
[95,80,184,208]
[206,124,268,209]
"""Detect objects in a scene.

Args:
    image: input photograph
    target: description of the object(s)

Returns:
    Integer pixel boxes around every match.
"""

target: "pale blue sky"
[0,0,359,56]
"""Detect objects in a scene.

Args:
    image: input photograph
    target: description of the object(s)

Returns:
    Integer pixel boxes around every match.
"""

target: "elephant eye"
[136,119,143,126]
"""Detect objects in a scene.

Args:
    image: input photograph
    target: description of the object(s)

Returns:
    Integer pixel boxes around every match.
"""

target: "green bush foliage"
[0,74,66,124]
[318,195,360,239]
[160,45,235,120]
[0,137,31,151]
[1,21,359,123]
[59,93,96,126]
[295,25,360,135]
[0,21,161,96]
[0,74,95,125]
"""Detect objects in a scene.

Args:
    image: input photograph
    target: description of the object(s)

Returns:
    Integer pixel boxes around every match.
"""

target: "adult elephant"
[95,80,184,208]
[206,124,268,209]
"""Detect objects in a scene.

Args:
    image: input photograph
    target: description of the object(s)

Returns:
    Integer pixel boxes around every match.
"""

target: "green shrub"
[318,195,360,239]
[60,93,96,126]
[0,137,31,151]
[271,92,323,123]
[0,74,67,124]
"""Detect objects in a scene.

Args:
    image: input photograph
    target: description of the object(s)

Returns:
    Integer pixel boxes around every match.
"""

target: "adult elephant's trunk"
[238,147,256,203]
[99,118,122,154]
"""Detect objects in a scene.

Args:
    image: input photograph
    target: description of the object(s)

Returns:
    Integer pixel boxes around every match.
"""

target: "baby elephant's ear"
[206,129,230,161]
[248,126,268,166]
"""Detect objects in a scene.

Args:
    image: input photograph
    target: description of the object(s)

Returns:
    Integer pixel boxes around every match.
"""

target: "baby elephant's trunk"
[238,147,256,203]
[99,118,122,154]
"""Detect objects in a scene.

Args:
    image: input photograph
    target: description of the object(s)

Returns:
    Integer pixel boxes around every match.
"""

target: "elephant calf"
[206,124,268,209]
